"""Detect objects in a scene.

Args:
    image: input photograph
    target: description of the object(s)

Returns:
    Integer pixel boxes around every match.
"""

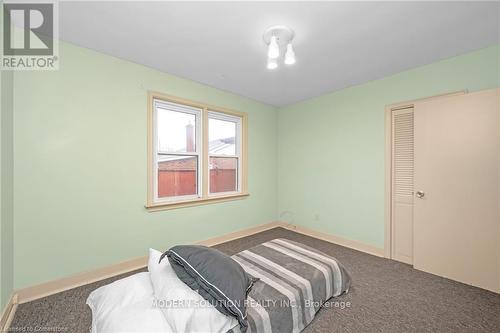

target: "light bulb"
[267,58,278,70]
[284,43,296,65]
[267,36,280,59]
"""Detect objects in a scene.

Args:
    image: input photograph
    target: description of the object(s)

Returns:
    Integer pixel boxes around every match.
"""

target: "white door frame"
[383,90,467,259]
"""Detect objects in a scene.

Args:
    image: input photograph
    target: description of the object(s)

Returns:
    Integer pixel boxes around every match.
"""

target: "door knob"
[416,191,425,198]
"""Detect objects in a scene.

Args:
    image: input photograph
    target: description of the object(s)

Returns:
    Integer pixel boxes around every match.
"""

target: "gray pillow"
[159,245,257,332]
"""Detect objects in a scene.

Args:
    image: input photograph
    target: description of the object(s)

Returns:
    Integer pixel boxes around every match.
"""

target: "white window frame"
[153,99,202,204]
[146,92,248,211]
[207,111,242,197]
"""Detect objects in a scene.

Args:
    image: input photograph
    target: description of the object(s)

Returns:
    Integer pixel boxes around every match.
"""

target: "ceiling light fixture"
[263,25,296,70]
[268,36,280,59]
[267,57,278,70]
[284,43,296,65]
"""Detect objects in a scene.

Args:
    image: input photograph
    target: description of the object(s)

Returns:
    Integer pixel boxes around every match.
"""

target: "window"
[155,101,201,201]
[209,112,241,194]
[147,93,248,210]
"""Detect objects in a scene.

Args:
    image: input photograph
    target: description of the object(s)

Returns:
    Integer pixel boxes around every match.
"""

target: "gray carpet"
[9,227,500,332]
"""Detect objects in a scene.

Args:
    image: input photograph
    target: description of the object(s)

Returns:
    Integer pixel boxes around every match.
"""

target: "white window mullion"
[196,109,203,198]
[236,117,242,192]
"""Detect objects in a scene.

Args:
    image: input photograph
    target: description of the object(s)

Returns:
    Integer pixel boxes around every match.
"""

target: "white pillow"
[86,272,172,333]
[148,248,239,333]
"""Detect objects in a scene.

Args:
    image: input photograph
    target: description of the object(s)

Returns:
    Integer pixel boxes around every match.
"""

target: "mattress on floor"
[87,239,351,333]
[231,238,351,333]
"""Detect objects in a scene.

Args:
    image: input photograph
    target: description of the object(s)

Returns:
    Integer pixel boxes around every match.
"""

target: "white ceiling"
[59,1,500,107]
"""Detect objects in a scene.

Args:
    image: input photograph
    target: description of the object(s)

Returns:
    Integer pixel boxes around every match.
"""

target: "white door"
[413,89,500,293]
[391,107,414,264]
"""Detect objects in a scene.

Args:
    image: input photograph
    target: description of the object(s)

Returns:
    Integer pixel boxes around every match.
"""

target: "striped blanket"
[231,238,351,333]
[232,239,351,333]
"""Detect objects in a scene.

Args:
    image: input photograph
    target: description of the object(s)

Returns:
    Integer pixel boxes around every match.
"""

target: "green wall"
[1,3,15,308]
[12,42,278,289]
[1,67,14,308]
[277,44,500,248]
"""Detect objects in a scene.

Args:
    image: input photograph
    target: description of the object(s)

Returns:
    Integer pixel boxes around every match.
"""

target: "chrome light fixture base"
[263,25,295,47]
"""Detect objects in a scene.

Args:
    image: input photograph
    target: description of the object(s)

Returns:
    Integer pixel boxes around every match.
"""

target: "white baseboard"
[196,221,283,246]
[3,219,383,329]
[0,293,18,332]
[16,256,148,304]
[279,222,385,257]
[15,221,284,305]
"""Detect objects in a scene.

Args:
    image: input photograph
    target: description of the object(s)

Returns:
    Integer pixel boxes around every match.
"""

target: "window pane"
[158,155,198,198]
[157,107,196,153]
[209,157,237,193]
[209,118,236,155]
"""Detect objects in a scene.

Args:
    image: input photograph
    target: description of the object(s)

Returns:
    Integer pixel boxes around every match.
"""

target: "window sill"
[145,193,249,212]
